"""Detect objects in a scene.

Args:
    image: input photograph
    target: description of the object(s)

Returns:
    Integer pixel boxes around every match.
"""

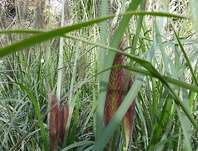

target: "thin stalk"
[96,0,110,141]
[173,28,198,86]
[66,46,79,133]
[56,0,66,101]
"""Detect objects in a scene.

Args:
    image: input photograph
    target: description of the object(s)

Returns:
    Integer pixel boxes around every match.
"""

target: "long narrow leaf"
[173,28,198,85]
[0,11,186,58]
[17,83,48,150]
[65,35,198,93]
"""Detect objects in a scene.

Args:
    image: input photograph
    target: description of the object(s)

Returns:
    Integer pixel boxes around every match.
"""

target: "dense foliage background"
[0,0,198,150]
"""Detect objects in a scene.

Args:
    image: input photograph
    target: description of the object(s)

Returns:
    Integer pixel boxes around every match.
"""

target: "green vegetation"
[0,0,198,150]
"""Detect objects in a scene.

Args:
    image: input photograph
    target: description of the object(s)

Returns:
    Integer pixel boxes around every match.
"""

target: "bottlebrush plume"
[49,95,59,151]
[104,38,127,126]
[103,37,136,149]
[123,79,136,149]
[123,100,135,148]
[59,102,69,144]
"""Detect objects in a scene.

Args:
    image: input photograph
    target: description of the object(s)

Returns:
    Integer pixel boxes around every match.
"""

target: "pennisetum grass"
[49,94,59,151]
[58,102,69,144]
[1,0,198,150]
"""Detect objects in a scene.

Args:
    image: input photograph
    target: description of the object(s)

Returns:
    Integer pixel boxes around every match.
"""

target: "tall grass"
[0,0,198,150]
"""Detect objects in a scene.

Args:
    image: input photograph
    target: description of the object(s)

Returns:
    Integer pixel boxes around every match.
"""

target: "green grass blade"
[130,0,146,53]
[17,83,48,150]
[96,0,110,140]
[0,11,186,58]
[177,107,192,151]
[61,141,94,151]
[64,35,198,93]
[0,16,111,58]
[173,28,198,85]
[191,0,198,33]
[122,65,198,93]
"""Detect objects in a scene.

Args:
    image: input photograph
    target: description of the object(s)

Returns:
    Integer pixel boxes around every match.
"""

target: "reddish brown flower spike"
[104,43,126,126]
[104,37,128,125]
[59,103,69,144]
[123,79,136,148]
[103,36,136,149]
[49,95,59,151]
[123,99,136,148]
